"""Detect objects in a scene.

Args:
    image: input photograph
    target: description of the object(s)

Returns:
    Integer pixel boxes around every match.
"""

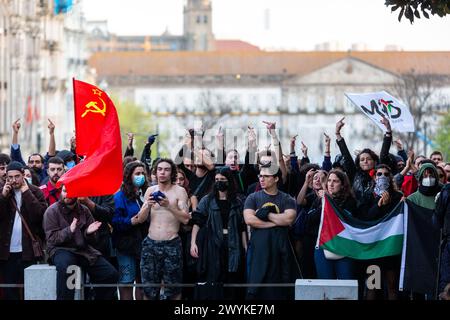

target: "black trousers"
[0,253,33,300]
[52,249,119,300]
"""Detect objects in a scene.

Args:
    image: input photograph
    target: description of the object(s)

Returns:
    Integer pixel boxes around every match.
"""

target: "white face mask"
[421,177,436,187]
[25,177,33,185]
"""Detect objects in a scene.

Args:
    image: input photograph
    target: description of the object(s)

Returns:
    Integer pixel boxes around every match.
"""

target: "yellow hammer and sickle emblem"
[81,97,107,118]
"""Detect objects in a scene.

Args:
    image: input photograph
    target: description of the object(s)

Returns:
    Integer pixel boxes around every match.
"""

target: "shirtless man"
[134,158,190,300]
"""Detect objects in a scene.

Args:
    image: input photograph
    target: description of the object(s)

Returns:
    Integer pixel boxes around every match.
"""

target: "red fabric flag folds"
[57,79,123,197]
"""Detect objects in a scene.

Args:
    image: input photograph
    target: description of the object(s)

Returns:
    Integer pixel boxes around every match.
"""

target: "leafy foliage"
[434,111,450,159]
[392,72,446,153]
[113,97,155,156]
[385,0,450,23]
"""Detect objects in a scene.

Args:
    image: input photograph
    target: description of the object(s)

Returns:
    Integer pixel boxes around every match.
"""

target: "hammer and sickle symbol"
[81,97,107,118]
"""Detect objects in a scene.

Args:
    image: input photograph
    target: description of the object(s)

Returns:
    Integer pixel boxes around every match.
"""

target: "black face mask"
[419,184,440,197]
[215,181,228,192]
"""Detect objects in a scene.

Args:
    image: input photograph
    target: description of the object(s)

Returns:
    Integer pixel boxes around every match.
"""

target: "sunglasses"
[376,172,390,177]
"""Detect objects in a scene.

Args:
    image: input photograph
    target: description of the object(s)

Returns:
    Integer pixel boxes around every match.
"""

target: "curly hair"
[121,161,148,200]
[355,148,379,171]
[154,158,177,184]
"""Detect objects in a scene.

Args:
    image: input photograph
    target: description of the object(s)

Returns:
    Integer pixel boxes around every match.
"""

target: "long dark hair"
[121,161,148,200]
[176,168,191,196]
[327,169,355,201]
[212,166,237,202]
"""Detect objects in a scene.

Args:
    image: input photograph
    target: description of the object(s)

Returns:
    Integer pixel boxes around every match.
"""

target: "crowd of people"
[0,116,449,301]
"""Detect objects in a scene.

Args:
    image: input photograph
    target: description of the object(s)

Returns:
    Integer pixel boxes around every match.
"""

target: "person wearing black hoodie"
[335,116,393,219]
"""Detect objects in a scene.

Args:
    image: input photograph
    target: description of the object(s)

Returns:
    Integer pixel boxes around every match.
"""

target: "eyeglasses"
[376,172,390,177]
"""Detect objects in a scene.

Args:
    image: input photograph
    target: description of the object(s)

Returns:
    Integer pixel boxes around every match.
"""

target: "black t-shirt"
[217,199,230,229]
[186,170,215,201]
[244,190,296,216]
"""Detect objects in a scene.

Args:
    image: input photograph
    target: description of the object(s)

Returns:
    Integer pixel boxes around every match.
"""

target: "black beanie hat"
[6,161,24,173]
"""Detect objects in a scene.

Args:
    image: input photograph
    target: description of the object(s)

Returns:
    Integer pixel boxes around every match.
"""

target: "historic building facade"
[0,0,88,154]
[89,51,450,161]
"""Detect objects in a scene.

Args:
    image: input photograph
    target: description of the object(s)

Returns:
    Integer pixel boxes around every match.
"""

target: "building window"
[266,94,277,113]
[249,94,259,112]
[325,96,335,113]
[159,95,168,111]
[344,96,355,113]
[203,15,208,23]
[177,95,186,112]
[288,95,299,113]
[196,16,201,23]
[307,96,316,113]
[231,95,242,109]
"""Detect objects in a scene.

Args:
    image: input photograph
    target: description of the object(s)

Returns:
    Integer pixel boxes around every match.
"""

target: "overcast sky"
[82,0,450,51]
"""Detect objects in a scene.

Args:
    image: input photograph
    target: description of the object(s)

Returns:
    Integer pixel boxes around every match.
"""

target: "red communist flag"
[57,79,123,197]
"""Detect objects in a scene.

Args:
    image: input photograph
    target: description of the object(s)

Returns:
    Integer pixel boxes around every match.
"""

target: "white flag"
[345,91,415,133]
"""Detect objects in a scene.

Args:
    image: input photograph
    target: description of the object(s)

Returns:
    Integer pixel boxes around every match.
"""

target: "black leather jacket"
[336,134,392,219]
[192,194,245,280]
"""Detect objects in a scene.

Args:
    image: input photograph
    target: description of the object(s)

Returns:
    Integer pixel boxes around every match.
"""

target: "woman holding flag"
[314,169,357,280]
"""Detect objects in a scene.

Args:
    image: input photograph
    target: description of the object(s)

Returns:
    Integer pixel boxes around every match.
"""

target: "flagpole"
[72,78,78,156]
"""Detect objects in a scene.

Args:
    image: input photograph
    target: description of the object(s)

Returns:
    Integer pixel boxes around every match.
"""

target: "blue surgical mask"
[66,161,76,171]
[133,175,145,187]
[25,177,33,185]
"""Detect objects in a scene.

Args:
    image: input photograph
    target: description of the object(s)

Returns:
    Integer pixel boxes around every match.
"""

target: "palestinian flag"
[316,194,405,260]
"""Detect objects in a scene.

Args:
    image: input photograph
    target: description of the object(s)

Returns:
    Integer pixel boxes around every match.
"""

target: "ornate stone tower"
[183,0,215,51]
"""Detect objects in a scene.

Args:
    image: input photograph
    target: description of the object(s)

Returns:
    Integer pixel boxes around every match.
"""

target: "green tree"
[385,0,450,23]
[434,112,450,159]
[114,97,155,158]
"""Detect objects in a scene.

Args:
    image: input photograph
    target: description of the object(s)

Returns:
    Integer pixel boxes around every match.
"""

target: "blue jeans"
[314,248,355,280]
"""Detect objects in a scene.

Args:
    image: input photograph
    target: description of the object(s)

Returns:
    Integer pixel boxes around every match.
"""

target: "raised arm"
[394,139,407,162]
[300,141,310,166]
[289,135,299,174]
[241,126,259,188]
[297,168,315,205]
[12,119,20,146]
[379,116,392,165]
[322,133,332,171]
[124,132,134,158]
[263,121,287,184]
[10,119,26,165]
[215,126,226,165]
[140,134,157,170]
[335,117,356,181]
[47,119,56,157]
